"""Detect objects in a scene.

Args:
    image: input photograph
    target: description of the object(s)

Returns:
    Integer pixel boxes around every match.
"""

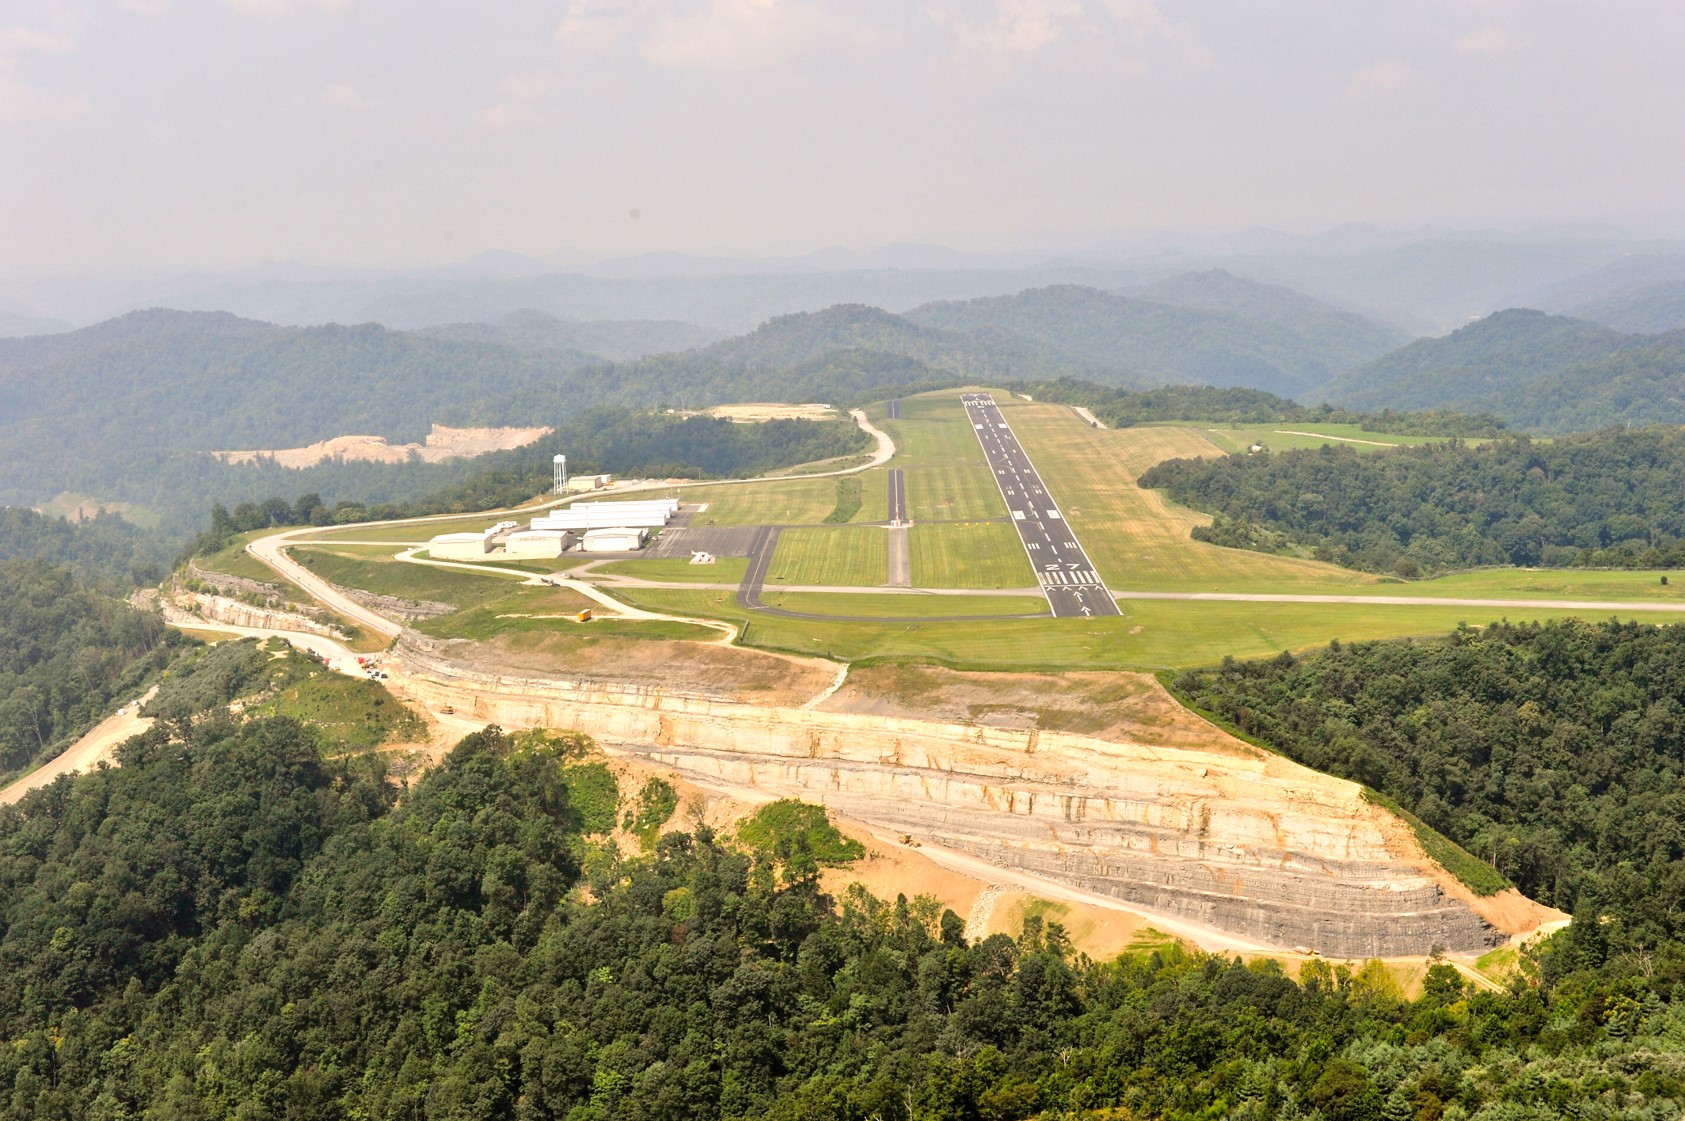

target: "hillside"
[1319,308,1685,430]
[0,309,590,514]
[904,284,1373,397]
[585,302,1117,408]
[411,307,720,360]
[1126,268,1407,368]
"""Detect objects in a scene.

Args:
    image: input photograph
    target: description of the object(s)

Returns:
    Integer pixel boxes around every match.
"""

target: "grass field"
[682,477,840,526]
[874,393,991,468]
[612,585,1685,670]
[302,514,510,544]
[909,522,1037,589]
[291,548,522,608]
[1196,423,1450,455]
[906,464,1008,521]
[594,557,751,584]
[418,585,701,641]
[765,526,888,587]
[759,592,1049,618]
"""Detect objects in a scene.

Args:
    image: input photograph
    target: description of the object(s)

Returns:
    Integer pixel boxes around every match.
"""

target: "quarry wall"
[393,637,1507,958]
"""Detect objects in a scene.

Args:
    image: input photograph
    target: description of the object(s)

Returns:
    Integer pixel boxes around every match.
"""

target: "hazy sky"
[3,0,1683,273]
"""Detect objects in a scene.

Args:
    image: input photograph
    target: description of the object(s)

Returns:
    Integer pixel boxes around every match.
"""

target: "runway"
[962,392,1120,619]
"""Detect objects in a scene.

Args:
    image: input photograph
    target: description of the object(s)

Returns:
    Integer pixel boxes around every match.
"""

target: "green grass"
[758,592,1048,618]
[852,469,891,523]
[906,464,1008,521]
[681,477,840,526]
[196,531,304,586]
[909,522,1036,589]
[302,514,508,544]
[765,526,888,587]
[1196,423,1451,455]
[823,477,863,523]
[593,557,750,584]
[417,583,712,642]
[610,585,1685,670]
[291,548,521,608]
[250,665,427,752]
[876,392,991,468]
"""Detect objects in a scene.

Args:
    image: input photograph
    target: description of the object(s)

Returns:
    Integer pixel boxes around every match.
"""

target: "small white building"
[580,527,648,553]
[566,474,613,493]
[504,529,574,558]
[531,498,679,532]
[428,530,497,560]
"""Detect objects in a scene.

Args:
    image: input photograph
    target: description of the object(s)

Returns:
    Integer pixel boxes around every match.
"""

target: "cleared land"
[1197,423,1451,455]
[873,393,990,468]
[765,526,888,587]
[292,547,521,609]
[758,592,1048,618]
[594,557,752,584]
[706,403,834,422]
[908,522,1037,589]
[906,464,1008,521]
[682,477,839,526]
[620,585,1685,670]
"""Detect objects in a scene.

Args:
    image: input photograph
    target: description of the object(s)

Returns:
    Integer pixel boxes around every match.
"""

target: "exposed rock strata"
[392,638,1512,958]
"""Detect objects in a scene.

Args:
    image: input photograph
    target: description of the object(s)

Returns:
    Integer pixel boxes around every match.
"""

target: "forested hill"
[1124,268,1408,368]
[595,302,1116,402]
[1322,308,1685,431]
[0,560,178,782]
[1141,427,1685,574]
[0,695,1680,1117]
[1172,619,1685,945]
[904,282,1397,398]
[0,308,591,453]
[411,308,721,361]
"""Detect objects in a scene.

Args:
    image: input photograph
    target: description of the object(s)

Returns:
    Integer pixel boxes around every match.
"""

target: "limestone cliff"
[391,639,1553,958]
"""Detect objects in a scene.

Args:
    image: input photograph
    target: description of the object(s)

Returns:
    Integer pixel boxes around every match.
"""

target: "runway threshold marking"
[960,393,1119,619]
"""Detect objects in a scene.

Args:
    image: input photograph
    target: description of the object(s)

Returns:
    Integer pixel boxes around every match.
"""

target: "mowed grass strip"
[765,526,887,587]
[998,399,1377,593]
[907,464,1008,521]
[910,522,1037,589]
[292,547,521,608]
[594,557,751,584]
[876,391,990,468]
[1196,423,1450,455]
[613,586,1685,670]
[684,477,839,526]
[760,592,1048,618]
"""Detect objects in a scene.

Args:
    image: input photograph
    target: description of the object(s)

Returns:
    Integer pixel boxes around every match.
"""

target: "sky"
[2,0,1683,274]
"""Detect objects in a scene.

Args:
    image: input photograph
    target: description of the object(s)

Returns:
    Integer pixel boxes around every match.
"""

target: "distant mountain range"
[1323,308,1685,432]
[411,309,720,361]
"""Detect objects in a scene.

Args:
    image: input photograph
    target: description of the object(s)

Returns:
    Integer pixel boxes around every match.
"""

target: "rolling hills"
[905,277,1402,397]
[411,308,720,360]
[1321,307,1685,431]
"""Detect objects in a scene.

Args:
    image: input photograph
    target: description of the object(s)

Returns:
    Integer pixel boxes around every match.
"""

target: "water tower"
[552,454,567,494]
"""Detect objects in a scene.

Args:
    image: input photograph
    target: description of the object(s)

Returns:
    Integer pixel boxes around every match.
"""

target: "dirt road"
[0,686,158,806]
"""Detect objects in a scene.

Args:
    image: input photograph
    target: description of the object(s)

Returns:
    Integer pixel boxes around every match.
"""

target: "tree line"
[1142,427,1685,575]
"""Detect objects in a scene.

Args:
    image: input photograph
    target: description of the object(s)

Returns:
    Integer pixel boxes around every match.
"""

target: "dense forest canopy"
[1322,308,1685,432]
[1022,380,1506,436]
[1141,427,1685,575]
[0,507,173,587]
[1,714,1680,1120]
[1169,620,1685,949]
[0,560,179,780]
[905,282,1395,398]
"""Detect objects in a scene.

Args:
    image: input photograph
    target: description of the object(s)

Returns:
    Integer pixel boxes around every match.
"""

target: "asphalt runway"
[962,392,1120,619]
[887,399,901,419]
[887,468,907,525]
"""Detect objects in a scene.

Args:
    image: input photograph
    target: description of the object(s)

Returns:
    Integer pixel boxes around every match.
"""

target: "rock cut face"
[395,649,1542,958]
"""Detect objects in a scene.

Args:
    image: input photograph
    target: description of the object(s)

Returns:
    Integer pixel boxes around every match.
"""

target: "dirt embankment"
[216,423,552,469]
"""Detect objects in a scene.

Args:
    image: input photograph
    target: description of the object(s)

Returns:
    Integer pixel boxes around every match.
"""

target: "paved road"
[962,392,1120,619]
[737,525,782,609]
[887,468,907,526]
